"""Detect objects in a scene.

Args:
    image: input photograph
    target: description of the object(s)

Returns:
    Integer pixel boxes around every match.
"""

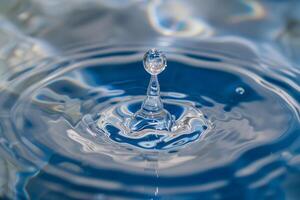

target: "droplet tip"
[143,49,167,75]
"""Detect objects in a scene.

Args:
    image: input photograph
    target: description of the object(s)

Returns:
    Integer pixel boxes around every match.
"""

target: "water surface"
[0,1,300,199]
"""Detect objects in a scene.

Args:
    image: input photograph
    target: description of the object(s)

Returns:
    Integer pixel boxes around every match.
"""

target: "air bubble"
[235,87,245,95]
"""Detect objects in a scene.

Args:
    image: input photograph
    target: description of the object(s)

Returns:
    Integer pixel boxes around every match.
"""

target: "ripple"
[81,97,210,150]
[0,41,299,199]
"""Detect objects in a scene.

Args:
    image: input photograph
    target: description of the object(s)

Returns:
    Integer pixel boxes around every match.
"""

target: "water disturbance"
[0,41,299,199]
[2,0,300,199]
[83,49,210,150]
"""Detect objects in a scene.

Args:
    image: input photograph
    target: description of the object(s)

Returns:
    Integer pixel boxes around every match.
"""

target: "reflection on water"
[0,0,300,199]
[147,0,212,37]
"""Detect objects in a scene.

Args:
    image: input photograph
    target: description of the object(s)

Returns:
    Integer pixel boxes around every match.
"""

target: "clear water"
[0,1,300,199]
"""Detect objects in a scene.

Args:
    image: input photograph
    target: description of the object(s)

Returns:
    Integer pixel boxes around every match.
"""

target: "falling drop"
[129,49,174,132]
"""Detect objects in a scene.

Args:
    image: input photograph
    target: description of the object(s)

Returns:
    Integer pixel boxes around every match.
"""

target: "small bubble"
[235,87,245,95]
[143,49,167,75]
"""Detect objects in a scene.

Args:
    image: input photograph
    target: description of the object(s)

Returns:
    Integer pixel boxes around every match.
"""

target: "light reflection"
[229,0,266,23]
[147,0,213,37]
[67,129,196,169]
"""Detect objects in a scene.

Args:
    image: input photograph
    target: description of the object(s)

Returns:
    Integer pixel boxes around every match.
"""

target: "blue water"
[0,0,300,199]
[0,42,298,199]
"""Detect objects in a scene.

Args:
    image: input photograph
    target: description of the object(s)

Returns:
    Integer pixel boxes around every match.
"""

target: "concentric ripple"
[0,41,299,199]
[82,96,209,150]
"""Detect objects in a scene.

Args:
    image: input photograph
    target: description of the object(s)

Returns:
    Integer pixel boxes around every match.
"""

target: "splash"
[82,49,211,150]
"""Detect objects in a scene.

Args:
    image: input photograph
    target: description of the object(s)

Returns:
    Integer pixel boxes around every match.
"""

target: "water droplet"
[143,49,167,75]
[83,49,211,150]
[235,87,245,95]
[129,49,173,132]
